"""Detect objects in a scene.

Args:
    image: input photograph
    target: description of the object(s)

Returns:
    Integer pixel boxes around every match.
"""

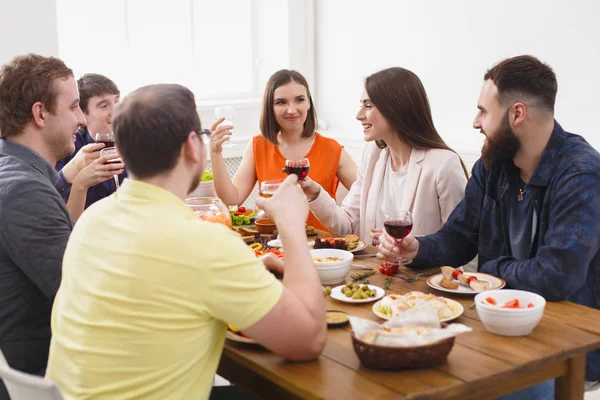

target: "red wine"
[104,159,121,165]
[97,140,115,148]
[285,165,310,180]
[384,220,413,239]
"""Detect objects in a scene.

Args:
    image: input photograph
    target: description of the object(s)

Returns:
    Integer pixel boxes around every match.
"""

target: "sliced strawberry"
[527,303,535,308]
[502,299,520,308]
[485,297,497,305]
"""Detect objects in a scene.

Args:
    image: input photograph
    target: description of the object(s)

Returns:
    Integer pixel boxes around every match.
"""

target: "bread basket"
[351,330,455,370]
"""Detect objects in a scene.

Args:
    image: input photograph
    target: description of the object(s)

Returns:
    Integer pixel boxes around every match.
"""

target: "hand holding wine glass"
[72,152,124,191]
[383,210,413,265]
[95,132,115,148]
[256,175,308,228]
[214,106,235,148]
[100,147,124,190]
[284,158,310,181]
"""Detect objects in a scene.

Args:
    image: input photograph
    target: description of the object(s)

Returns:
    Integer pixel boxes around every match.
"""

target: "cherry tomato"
[467,276,478,284]
[379,261,399,276]
[485,297,497,305]
[238,206,246,213]
[527,303,535,308]
[502,299,520,308]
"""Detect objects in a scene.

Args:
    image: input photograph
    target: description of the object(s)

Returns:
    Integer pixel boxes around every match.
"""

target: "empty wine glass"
[100,147,121,190]
[383,210,413,266]
[284,158,310,181]
[214,106,235,148]
[95,132,115,149]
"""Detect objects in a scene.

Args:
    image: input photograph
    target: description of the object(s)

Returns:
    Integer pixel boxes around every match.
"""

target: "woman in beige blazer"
[303,67,469,245]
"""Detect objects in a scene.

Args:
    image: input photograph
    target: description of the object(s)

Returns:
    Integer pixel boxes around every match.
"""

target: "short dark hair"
[77,73,120,114]
[0,53,73,138]
[365,67,468,178]
[113,84,201,179]
[259,69,317,144]
[484,55,557,112]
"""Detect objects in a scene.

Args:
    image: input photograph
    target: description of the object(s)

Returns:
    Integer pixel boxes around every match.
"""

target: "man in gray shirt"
[0,54,87,383]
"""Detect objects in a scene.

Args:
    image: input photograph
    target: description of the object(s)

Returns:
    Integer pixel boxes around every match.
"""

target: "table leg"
[555,353,586,400]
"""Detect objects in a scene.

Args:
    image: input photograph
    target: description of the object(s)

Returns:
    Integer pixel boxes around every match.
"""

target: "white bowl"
[188,180,216,198]
[310,249,353,285]
[474,289,546,336]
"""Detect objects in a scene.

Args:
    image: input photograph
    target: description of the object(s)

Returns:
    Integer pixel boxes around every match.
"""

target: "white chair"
[0,349,64,400]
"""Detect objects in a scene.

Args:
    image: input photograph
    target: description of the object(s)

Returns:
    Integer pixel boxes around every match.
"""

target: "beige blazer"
[310,142,468,244]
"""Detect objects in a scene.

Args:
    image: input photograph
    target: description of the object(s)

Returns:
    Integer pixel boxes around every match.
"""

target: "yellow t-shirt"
[46,179,283,400]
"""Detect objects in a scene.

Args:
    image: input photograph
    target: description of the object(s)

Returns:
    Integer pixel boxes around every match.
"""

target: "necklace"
[518,187,526,201]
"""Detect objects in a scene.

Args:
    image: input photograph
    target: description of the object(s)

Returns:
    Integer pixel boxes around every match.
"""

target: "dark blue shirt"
[411,121,600,380]
[508,176,537,260]
[54,127,127,208]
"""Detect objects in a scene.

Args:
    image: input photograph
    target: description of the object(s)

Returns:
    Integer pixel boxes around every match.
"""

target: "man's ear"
[511,102,526,127]
[31,102,46,129]
[182,131,201,164]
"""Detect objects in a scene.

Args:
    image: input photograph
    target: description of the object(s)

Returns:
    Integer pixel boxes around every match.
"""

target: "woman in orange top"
[210,70,357,232]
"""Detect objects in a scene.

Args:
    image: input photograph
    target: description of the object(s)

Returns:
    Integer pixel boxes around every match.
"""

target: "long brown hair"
[259,69,317,145]
[365,67,468,178]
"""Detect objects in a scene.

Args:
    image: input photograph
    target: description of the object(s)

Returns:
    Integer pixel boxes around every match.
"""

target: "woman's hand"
[370,228,383,246]
[210,118,233,155]
[299,177,321,202]
[377,231,419,263]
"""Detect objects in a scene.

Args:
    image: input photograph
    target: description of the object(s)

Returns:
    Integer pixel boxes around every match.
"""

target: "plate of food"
[226,325,258,345]
[426,266,505,295]
[308,234,367,253]
[372,291,464,322]
[330,283,385,304]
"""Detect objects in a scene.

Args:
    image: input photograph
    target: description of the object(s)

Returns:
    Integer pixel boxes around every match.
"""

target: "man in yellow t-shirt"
[46,84,327,400]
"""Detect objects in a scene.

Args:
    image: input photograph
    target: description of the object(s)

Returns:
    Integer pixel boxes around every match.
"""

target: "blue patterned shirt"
[411,121,600,380]
[54,128,127,208]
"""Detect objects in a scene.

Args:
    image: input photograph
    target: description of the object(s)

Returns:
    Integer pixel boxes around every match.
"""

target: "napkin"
[350,304,471,347]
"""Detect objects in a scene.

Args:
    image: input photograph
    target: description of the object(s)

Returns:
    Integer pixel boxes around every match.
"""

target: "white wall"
[0,0,59,65]
[315,0,600,157]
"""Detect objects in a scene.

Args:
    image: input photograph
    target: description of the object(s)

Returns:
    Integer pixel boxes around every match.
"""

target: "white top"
[375,156,408,229]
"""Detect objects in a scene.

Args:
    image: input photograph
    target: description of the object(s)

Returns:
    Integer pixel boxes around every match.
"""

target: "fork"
[394,271,438,283]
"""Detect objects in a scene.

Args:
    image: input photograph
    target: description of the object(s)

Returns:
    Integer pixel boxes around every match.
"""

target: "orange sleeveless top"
[253,133,342,232]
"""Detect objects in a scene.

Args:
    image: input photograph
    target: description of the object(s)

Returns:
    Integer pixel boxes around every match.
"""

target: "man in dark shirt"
[378,55,600,398]
[55,73,126,216]
[0,53,87,393]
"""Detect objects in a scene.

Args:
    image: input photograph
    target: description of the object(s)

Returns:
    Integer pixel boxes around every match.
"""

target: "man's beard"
[188,167,203,195]
[481,112,521,170]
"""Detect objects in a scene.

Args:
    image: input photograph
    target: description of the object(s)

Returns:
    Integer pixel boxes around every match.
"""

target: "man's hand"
[261,253,284,279]
[61,143,105,183]
[72,154,124,192]
[377,232,419,263]
[256,174,308,228]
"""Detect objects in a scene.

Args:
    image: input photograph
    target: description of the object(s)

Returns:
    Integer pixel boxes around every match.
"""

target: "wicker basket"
[351,333,455,370]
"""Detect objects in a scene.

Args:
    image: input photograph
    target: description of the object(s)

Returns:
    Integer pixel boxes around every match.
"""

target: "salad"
[200,171,213,182]
[230,206,256,226]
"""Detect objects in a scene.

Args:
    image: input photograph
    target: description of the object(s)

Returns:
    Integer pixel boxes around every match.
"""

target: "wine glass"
[284,158,310,181]
[100,146,121,190]
[214,106,235,148]
[259,179,284,199]
[383,210,413,266]
[184,197,232,228]
[259,179,284,247]
[95,132,115,149]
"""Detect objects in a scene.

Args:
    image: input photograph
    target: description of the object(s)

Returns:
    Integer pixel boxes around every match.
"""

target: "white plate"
[267,239,282,248]
[308,240,367,253]
[330,284,385,304]
[426,272,505,295]
[372,296,464,322]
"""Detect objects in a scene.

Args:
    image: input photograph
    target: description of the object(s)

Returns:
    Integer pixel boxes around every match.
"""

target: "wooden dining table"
[218,237,600,400]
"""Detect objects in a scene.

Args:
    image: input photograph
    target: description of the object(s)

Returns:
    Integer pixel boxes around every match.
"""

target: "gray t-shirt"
[0,139,73,375]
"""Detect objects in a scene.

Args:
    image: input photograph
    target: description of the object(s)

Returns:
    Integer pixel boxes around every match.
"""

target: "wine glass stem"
[114,174,120,190]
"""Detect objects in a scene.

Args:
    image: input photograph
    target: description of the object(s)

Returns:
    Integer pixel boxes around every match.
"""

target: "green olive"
[345,291,353,298]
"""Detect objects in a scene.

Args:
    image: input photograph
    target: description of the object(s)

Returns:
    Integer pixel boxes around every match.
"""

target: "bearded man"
[377,55,600,399]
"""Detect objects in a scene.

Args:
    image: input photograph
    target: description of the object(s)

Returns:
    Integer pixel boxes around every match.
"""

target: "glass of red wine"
[383,210,413,265]
[284,158,310,181]
[100,147,121,190]
[95,132,115,149]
